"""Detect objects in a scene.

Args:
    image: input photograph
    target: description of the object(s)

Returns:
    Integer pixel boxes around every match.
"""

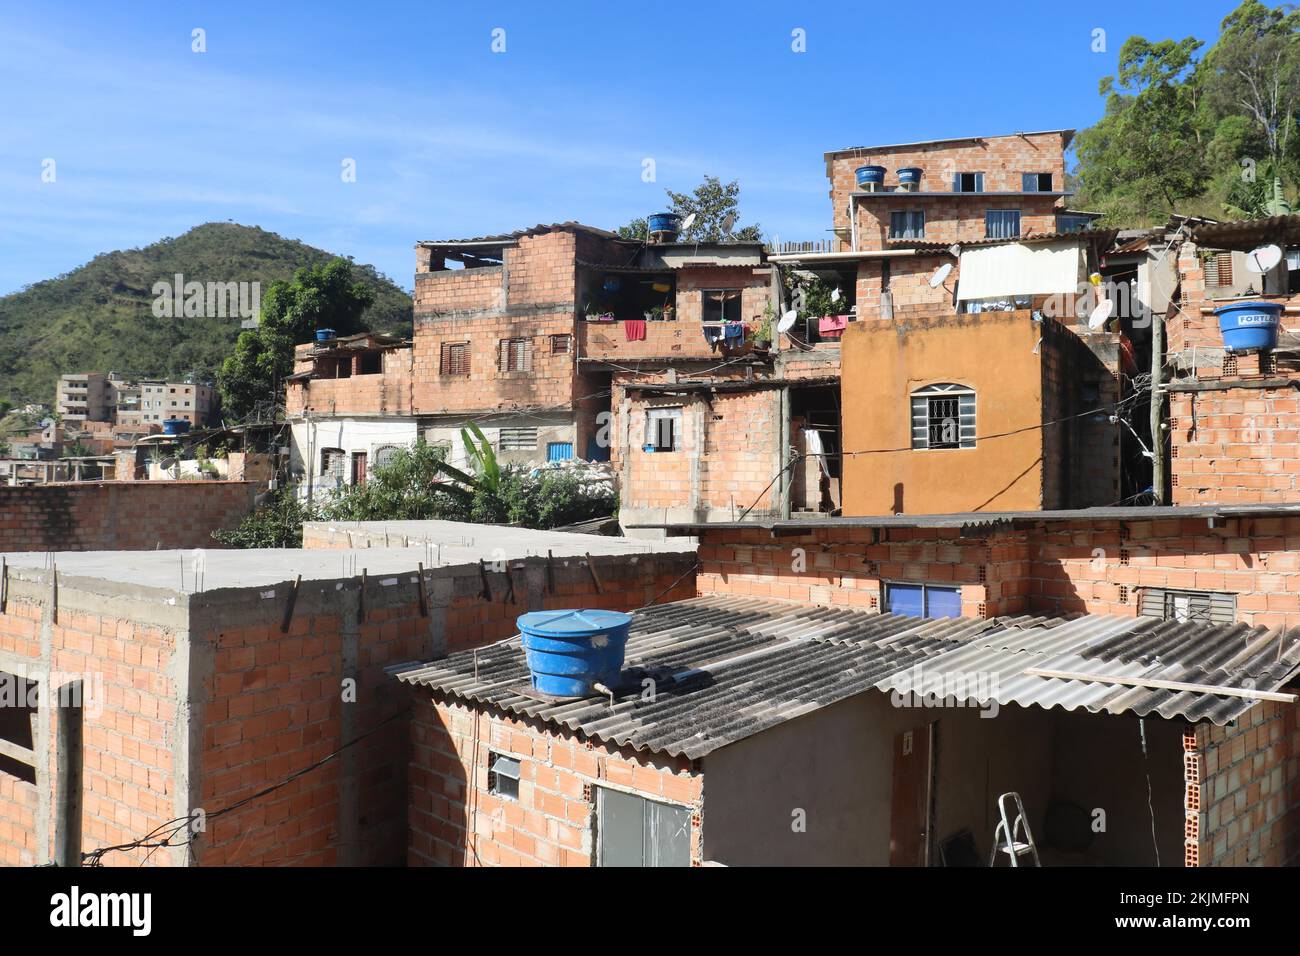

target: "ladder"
[988,792,1040,867]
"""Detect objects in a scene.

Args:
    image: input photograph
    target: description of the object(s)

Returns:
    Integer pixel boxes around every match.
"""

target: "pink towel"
[819,315,849,333]
[625,319,647,341]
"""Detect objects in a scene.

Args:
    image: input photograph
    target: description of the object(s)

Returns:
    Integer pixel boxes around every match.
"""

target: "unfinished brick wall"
[287,349,413,416]
[826,131,1071,250]
[0,580,183,867]
[0,481,259,553]
[407,696,702,866]
[693,514,1300,625]
[1183,701,1300,867]
[1169,383,1300,505]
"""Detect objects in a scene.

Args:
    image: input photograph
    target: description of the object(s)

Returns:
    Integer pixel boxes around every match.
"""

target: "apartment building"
[55,372,218,428]
[54,372,111,424]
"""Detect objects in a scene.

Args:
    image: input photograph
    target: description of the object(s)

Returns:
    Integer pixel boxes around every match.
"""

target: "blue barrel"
[1214,301,1282,351]
[855,165,886,188]
[517,609,632,698]
[897,167,923,186]
[647,212,682,239]
[315,328,335,342]
[162,418,190,435]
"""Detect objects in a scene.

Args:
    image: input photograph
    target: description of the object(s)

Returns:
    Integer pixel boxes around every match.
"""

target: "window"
[889,210,925,240]
[885,583,962,619]
[701,290,742,324]
[953,172,984,193]
[547,441,574,461]
[550,334,572,354]
[488,752,521,800]
[985,210,1021,239]
[320,447,346,482]
[440,342,470,376]
[498,427,538,451]
[645,407,682,452]
[1022,172,1053,192]
[1056,213,1094,233]
[911,383,976,449]
[1205,252,1234,288]
[0,671,37,785]
[596,787,690,867]
[499,338,532,373]
[1140,588,1235,625]
[373,444,400,469]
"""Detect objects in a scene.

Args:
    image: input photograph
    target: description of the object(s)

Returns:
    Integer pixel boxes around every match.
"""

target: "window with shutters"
[499,338,532,373]
[440,342,470,376]
[320,447,346,482]
[1205,252,1234,287]
[551,334,572,354]
[1139,588,1235,625]
[911,384,975,449]
[498,427,538,451]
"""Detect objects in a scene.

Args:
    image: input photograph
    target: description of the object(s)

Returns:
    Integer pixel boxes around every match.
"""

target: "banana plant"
[432,422,501,505]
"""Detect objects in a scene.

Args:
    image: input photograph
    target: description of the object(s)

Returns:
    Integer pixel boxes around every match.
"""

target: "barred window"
[440,342,470,376]
[500,338,532,373]
[911,384,975,450]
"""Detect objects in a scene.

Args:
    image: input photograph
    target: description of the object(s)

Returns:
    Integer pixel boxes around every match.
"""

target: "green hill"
[0,222,413,408]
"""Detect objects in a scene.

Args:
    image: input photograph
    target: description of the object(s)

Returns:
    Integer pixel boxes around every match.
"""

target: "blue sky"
[0,0,1237,296]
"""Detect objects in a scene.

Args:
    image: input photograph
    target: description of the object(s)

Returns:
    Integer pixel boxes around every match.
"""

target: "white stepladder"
[988,792,1040,867]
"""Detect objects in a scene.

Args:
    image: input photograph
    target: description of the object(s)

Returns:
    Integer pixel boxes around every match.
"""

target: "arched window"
[910,383,975,450]
[372,444,401,470]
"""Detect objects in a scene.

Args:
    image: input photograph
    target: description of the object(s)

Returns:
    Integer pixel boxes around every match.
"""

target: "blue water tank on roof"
[516,609,632,698]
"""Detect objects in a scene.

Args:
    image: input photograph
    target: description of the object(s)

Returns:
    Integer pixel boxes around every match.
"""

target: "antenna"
[720,212,736,237]
[928,263,953,289]
[679,212,697,234]
[1088,299,1115,331]
[1245,244,1282,274]
[776,309,798,334]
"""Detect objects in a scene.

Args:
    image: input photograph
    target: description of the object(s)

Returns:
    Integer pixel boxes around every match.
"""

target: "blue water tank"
[315,327,336,342]
[855,165,886,188]
[517,609,632,698]
[897,167,923,186]
[1214,301,1282,352]
[647,212,682,240]
[162,418,190,435]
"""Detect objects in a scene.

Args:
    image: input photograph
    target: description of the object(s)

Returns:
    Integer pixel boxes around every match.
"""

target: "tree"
[618,175,762,242]
[218,259,375,422]
[323,439,453,521]
[212,488,321,548]
[1075,35,1209,221]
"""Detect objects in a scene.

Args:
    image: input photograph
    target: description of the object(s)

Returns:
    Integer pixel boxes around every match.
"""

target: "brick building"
[57,373,219,429]
[0,522,695,866]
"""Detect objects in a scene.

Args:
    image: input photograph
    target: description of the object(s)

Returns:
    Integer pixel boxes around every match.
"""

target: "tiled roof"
[391,595,1300,759]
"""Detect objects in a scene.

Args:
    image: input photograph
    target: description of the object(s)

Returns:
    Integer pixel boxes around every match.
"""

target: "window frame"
[595,785,691,867]
[701,289,743,325]
[644,406,682,452]
[550,333,573,355]
[499,337,532,374]
[1021,172,1054,192]
[488,752,521,800]
[889,210,926,240]
[910,383,976,450]
[440,341,471,376]
[883,582,963,620]
[953,171,985,193]
[0,670,38,785]
[1139,587,1236,625]
[498,426,539,451]
[984,209,1021,239]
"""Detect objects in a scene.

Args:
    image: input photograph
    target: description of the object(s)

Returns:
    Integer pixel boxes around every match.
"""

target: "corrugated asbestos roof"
[391,595,1300,759]
[418,222,622,246]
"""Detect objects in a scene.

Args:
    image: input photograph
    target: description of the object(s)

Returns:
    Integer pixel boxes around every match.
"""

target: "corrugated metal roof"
[391,596,1300,759]
[1192,214,1300,250]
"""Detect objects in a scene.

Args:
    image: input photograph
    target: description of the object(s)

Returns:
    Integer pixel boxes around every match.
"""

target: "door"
[889,723,934,866]
[350,451,367,486]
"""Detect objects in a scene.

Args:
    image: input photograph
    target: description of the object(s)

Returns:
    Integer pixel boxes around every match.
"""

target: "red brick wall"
[1184,702,1300,867]
[287,349,413,416]
[407,696,702,866]
[0,592,180,867]
[826,132,1070,250]
[0,481,259,553]
[695,514,1300,626]
[1170,384,1300,505]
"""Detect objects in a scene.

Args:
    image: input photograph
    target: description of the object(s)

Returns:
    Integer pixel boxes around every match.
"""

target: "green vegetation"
[1075,0,1299,224]
[0,222,413,410]
[214,432,618,548]
[619,175,763,242]
[218,259,376,422]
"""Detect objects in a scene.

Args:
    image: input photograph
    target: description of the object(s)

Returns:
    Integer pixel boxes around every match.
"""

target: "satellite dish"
[928,263,953,289]
[830,287,842,303]
[679,213,696,234]
[720,212,736,236]
[1245,244,1283,274]
[1088,299,1115,330]
[776,309,798,334]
